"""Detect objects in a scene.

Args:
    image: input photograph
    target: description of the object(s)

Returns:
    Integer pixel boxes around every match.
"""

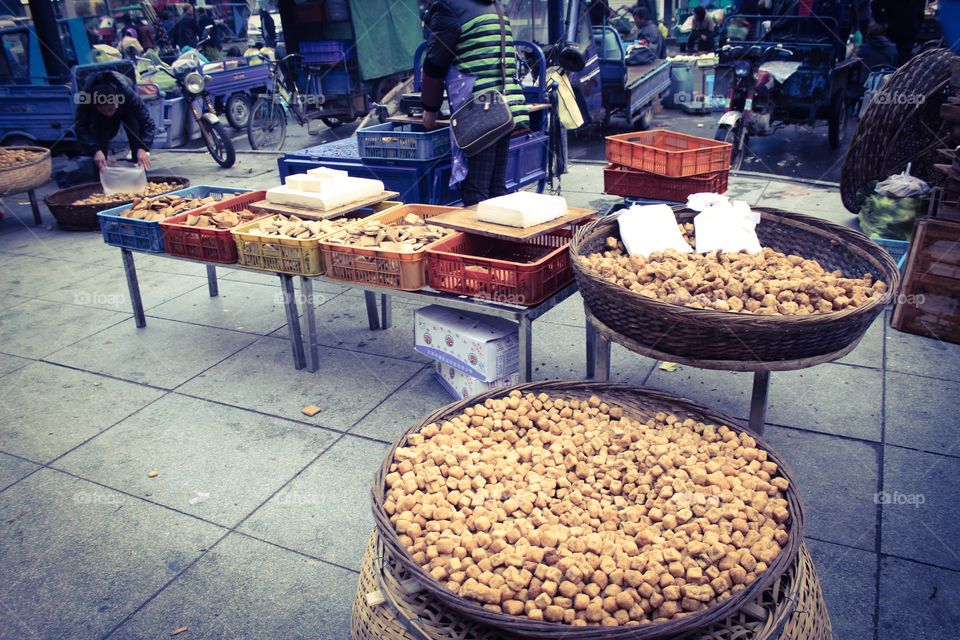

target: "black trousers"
[460,134,511,206]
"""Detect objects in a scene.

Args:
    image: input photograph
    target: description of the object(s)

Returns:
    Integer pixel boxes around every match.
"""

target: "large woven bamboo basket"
[841,48,957,213]
[43,176,189,231]
[0,146,52,194]
[370,381,806,640]
[570,208,900,365]
[351,532,831,640]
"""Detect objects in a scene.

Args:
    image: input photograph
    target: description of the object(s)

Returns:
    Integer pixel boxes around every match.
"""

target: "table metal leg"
[749,370,771,435]
[519,316,533,382]
[301,277,319,373]
[27,190,41,226]
[206,265,219,297]
[381,294,392,330]
[279,274,306,370]
[363,291,380,330]
[121,249,146,328]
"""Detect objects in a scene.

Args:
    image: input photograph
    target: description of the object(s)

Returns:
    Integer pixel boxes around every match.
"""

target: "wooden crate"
[891,218,960,344]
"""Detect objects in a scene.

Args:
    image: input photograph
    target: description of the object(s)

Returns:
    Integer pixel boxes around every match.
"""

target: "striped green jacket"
[454,13,529,128]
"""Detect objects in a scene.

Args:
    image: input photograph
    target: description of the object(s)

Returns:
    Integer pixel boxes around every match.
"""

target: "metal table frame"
[119,248,308,370]
[299,277,579,381]
[583,309,856,436]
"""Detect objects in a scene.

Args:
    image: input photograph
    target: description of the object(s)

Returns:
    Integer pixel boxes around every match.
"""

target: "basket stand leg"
[121,249,146,328]
[301,277,319,373]
[206,265,219,297]
[279,274,306,370]
[586,320,611,381]
[748,371,771,435]
[363,291,380,330]
[380,294,392,330]
[27,189,41,226]
[519,316,533,383]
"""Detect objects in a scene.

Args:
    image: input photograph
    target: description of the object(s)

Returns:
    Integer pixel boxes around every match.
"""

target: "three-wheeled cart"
[593,26,671,129]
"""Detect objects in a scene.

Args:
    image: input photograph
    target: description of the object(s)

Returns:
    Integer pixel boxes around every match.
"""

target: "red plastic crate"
[160,191,269,263]
[603,164,729,201]
[605,130,732,177]
[426,229,579,306]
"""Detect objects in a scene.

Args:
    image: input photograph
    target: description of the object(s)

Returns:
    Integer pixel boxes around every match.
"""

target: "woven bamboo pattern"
[570,208,900,365]
[43,177,190,231]
[0,147,52,195]
[351,531,831,640]
[370,381,806,640]
[841,48,958,213]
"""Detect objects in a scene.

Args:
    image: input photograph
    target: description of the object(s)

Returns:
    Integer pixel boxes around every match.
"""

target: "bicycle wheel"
[247,96,287,151]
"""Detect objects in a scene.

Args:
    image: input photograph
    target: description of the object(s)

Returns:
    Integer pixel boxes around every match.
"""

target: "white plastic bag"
[616,204,693,257]
[99,164,147,195]
[694,200,762,254]
[687,192,730,212]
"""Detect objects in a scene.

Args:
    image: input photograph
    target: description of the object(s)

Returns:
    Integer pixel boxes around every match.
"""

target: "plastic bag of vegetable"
[858,173,930,241]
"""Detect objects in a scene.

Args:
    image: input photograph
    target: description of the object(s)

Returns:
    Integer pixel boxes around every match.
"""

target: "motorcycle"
[141,27,236,168]
[714,42,796,171]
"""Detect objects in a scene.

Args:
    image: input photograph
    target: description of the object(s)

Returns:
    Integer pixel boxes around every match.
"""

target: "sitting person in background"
[857,23,899,70]
[687,7,716,52]
[631,7,664,59]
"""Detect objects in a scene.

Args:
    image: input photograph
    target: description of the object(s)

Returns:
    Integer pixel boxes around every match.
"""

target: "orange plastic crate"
[427,229,578,306]
[603,165,729,201]
[319,204,459,291]
[605,130,732,177]
[161,191,270,263]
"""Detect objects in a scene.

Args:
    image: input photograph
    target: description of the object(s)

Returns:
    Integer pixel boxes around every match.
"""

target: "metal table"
[299,276,579,381]
[119,248,308,370]
[584,308,858,435]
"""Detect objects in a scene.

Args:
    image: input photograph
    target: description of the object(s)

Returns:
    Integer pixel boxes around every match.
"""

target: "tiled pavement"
[0,157,958,639]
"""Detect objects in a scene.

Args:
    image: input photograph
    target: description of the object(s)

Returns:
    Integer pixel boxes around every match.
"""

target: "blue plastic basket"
[300,39,354,64]
[357,122,451,162]
[98,185,250,253]
[871,237,909,271]
[319,69,356,95]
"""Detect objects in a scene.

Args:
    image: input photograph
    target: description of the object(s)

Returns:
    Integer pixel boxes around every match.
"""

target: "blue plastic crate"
[871,237,910,271]
[357,122,451,162]
[300,39,355,64]
[98,185,250,253]
[319,69,356,95]
[280,157,432,203]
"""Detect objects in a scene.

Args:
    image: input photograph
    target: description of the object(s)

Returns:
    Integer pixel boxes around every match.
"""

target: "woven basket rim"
[0,146,51,172]
[43,176,190,208]
[370,381,806,640]
[571,206,901,326]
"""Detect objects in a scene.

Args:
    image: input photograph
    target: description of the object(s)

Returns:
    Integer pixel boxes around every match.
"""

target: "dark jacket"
[857,34,898,70]
[74,71,156,155]
[871,0,925,42]
[171,12,200,48]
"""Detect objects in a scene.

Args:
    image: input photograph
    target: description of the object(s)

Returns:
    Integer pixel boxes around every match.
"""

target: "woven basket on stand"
[841,48,958,213]
[570,208,900,365]
[0,147,52,195]
[371,381,806,640]
[351,531,832,640]
[43,176,189,231]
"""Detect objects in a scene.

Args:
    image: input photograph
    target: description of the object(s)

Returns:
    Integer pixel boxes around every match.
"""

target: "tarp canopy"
[349,0,421,81]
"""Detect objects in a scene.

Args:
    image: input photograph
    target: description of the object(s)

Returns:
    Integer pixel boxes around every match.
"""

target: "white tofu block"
[475,192,568,228]
[285,173,335,192]
[306,167,348,180]
[265,176,385,211]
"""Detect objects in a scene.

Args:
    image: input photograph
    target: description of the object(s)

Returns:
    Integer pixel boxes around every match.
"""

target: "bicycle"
[247,53,323,150]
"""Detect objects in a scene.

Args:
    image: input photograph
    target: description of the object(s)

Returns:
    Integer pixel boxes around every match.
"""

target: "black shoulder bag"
[450,2,515,157]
